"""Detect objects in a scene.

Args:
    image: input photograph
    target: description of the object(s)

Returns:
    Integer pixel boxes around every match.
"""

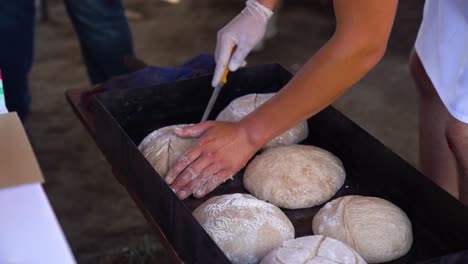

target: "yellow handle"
[221,66,229,84]
[221,46,237,85]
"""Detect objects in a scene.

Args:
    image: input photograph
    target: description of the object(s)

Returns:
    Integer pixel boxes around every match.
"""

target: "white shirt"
[415,0,468,123]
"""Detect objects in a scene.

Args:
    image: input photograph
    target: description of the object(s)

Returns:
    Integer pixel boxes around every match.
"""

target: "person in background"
[409,0,467,206]
[165,0,398,200]
[0,0,134,121]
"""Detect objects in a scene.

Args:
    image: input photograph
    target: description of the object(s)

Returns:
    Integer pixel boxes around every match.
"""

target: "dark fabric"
[101,53,215,91]
[0,0,133,121]
[0,0,35,121]
[81,53,215,109]
[64,0,135,84]
[418,250,468,264]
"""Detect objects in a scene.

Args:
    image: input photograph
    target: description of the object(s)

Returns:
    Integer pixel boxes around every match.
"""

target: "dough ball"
[193,193,295,264]
[216,93,308,148]
[261,235,366,264]
[138,124,196,178]
[244,145,346,209]
[312,195,413,263]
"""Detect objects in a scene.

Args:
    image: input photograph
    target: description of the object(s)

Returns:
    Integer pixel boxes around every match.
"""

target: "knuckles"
[217,30,229,41]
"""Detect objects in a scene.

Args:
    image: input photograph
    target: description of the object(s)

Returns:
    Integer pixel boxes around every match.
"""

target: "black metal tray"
[92,64,468,263]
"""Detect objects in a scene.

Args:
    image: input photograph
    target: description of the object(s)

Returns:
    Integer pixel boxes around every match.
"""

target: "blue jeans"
[0,0,134,121]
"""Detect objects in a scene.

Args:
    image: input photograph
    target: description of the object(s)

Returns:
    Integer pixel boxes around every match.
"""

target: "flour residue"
[196,194,294,264]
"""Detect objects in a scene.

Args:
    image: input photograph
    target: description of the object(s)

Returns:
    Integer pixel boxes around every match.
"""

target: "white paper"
[0,183,76,264]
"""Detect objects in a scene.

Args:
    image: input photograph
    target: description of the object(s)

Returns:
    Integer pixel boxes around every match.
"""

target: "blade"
[200,82,223,122]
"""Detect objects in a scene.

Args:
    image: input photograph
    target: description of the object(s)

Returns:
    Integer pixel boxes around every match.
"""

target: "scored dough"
[138,124,197,178]
[244,145,346,209]
[312,195,413,263]
[260,235,367,264]
[216,93,308,148]
[193,193,295,264]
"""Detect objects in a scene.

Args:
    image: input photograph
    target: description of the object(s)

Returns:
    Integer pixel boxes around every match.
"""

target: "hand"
[212,0,273,87]
[166,121,260,199]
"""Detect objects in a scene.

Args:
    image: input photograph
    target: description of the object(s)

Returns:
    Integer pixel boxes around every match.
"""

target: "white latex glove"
[212,0,274,87]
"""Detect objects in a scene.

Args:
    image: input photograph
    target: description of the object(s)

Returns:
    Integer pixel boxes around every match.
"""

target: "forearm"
[257,0,279,10]
[238,0,397,149]
[167,0,397,199]
[239,35,386,149]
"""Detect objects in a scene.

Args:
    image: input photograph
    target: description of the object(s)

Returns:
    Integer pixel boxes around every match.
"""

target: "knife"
[200,65,230,122]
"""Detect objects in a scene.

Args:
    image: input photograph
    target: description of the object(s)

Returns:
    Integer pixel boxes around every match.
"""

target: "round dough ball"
[312,195,413,263]
[138,124,197,178]
[193,193,295,264]
[216,93,308,148]
[244,145,346,209]
[261,235,366,264]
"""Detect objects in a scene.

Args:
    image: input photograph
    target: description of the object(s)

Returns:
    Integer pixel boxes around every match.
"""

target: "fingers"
[169,154,213,194]
[175,122,213,138]
[165,147,201,185]
[212,35,236,87]
[229,46,250,71]
[194,170,234,198]
[167,122,217,195]
[166,121,251,199]
[175,163,222,200]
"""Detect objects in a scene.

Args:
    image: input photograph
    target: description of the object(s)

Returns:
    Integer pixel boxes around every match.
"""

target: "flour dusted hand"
[166,121,260,199]
[138,124,197,178]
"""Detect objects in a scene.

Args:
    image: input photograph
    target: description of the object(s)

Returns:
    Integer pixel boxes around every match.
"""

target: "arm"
[168,0,398,199]
[241,0,398,149]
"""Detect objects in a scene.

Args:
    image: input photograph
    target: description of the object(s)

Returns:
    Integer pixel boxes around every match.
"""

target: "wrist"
[246,0,274,21]
[255,0,276,11]
[237,117,270,150]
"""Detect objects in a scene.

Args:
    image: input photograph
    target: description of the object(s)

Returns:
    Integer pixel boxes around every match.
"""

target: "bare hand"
[165,121,259,199]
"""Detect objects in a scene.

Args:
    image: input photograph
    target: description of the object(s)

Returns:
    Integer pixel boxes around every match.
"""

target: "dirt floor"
[25,0,424,262]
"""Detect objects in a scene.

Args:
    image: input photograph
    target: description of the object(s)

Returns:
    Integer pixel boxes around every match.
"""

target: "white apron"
[415,0,468,123]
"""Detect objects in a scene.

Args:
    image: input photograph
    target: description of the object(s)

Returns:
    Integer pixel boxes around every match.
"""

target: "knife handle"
[221,46,237,85]
[221,66,229,84]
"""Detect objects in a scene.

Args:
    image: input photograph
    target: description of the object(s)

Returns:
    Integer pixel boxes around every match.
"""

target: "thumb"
[175,122,214,138]
[229,46,250,71]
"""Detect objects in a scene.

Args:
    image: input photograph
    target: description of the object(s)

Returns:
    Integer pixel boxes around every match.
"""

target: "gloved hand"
[212,0,274,87]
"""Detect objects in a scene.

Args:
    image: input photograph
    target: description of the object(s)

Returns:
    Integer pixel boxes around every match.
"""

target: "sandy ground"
[25,0,423,262]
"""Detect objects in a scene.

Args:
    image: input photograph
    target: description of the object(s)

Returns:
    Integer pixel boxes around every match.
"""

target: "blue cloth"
[0,0,134,121]
[101,53,216,91]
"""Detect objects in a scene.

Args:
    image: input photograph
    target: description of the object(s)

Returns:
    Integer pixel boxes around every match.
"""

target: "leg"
[446,117,468,206]
[64,0,135,84]
[0,0,35,121]
[409,49,459,197]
